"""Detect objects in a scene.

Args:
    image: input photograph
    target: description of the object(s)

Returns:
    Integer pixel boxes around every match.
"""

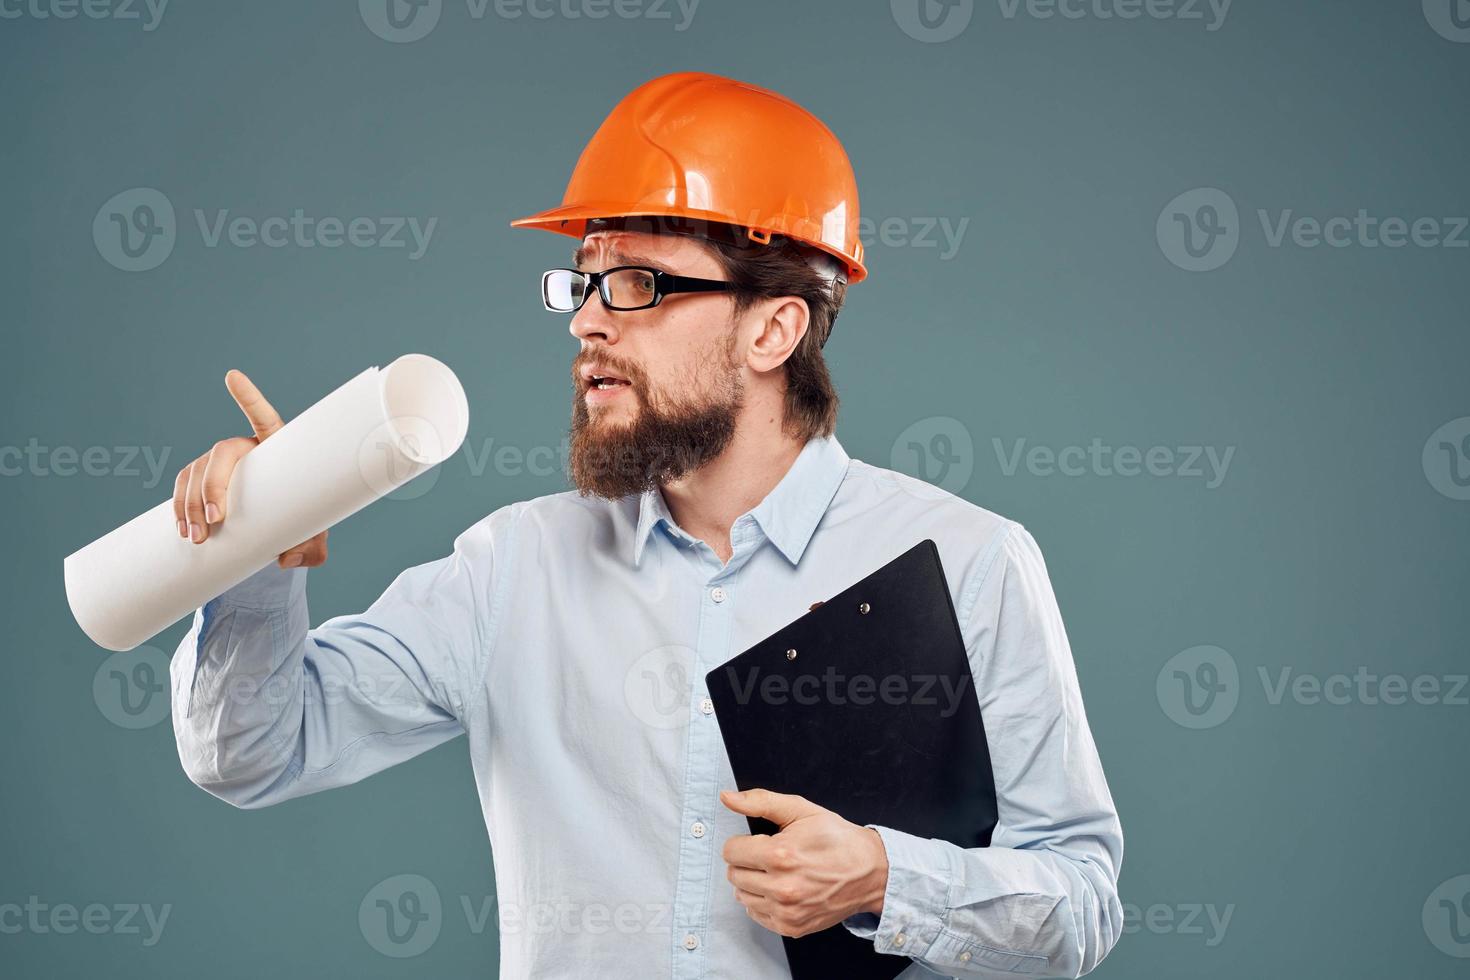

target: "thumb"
[720,788,824,827]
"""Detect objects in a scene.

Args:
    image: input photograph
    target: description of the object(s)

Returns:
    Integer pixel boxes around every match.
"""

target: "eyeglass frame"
[540,264,741,313]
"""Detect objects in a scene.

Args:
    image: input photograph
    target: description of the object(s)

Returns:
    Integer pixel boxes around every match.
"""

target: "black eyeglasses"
[541,265,739,313]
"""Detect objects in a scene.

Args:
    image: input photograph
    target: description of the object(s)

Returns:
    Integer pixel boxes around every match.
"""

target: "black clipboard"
[706,538,998,980]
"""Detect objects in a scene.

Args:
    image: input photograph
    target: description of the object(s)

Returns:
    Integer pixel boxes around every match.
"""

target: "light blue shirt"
[170,432,1123,979]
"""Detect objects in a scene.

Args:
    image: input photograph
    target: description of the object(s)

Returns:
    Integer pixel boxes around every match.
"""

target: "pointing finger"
[224,369,285,443]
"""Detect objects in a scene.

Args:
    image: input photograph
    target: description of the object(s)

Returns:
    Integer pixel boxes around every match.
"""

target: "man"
[169,72,1123,978]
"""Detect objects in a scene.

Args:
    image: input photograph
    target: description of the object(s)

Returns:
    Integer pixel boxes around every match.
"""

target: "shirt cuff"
[840,824,954,959]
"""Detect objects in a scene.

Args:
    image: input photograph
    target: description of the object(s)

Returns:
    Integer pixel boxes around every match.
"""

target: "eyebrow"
[572,244,662,270]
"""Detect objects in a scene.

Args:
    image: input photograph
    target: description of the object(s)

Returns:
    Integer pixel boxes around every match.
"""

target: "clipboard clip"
[809,599,872,614]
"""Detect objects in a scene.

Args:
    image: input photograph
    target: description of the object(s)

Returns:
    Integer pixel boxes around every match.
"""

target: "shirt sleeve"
[841,522,1124,978]
[168,504,517,809]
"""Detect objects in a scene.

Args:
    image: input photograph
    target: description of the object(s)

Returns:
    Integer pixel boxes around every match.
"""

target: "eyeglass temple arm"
[659,273,737,294]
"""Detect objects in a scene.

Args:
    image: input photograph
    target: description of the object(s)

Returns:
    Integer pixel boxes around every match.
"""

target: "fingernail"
[205,502,220,523]
[189,523,203,543]
[178,520,187,538]
[282,553,303,567]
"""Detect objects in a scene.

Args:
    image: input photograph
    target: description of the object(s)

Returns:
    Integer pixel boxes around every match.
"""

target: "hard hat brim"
[510,203,868,285]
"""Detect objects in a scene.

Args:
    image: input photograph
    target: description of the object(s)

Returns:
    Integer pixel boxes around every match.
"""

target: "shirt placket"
[670,517,755,979]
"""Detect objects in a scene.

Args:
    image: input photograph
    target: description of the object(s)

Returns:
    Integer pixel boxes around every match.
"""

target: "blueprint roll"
[63,353,470,652]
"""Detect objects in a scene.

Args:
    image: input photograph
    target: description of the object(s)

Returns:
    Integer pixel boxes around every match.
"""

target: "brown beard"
[568,330,743,500]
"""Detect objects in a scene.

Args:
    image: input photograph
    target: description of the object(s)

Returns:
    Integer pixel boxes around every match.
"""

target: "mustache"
[572,352,644,387]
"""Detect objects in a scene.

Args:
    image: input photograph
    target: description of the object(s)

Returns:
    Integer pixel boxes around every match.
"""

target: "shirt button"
[683,933,699,950]
[710,586,726,603]
[691,821,706,838]
[894,931,907,947]
[699,697,714,715]
[959,951,972,962]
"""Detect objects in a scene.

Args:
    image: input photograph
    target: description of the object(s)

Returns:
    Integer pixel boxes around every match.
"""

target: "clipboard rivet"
[785,648,798,661]
[858,601,871,614]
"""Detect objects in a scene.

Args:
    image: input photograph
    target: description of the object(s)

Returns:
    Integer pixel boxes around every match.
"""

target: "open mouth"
[588,374,633,391]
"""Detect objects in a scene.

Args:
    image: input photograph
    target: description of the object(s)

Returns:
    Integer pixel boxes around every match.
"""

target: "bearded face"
[568,323,745,500]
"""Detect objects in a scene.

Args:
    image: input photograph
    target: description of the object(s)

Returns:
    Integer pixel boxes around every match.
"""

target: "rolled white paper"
[63,353,470,652]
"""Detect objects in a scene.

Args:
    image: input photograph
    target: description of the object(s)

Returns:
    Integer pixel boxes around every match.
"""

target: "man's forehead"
[573,229,693,268]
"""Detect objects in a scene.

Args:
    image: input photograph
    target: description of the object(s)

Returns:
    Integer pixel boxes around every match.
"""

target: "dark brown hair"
[702,233,846,441]
[585,217,852,440]
[587,216,848,442]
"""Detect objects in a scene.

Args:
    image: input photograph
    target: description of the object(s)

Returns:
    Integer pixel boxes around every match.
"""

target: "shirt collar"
[632,432,851,569]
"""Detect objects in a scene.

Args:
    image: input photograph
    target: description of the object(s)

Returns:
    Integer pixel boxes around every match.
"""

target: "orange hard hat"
[510,71,867,284]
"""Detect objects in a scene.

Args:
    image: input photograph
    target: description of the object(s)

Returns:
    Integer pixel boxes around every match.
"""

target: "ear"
[745,296,810,374]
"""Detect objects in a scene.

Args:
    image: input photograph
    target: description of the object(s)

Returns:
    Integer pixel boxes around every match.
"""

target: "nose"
[568,288,621,346]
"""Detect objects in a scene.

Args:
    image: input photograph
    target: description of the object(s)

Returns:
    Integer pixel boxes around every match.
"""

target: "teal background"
[3,0,1468,977]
